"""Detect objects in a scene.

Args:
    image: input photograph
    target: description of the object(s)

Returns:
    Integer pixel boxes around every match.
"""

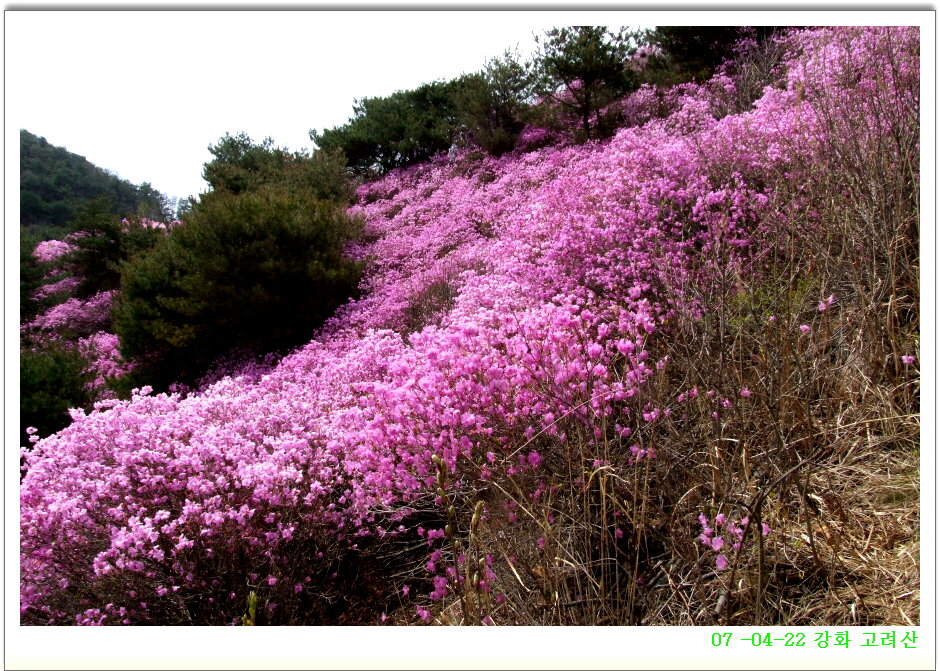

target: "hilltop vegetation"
[19,129,175,235]
[20,26,919,627]
[311,26,789,173]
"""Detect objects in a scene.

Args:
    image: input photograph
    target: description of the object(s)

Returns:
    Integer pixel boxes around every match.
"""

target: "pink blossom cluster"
[31,276,80,301]
[76,332,134,397]
[29,237,81,302]
[699,512,771,571]
[25,237,132,403]
[191,349,283,392]
[24,290,114,337]
[32,239,77,264]
[20,27,918,624]
[627,44,663,72]
[25,236,135,403]
[513,125,567,153]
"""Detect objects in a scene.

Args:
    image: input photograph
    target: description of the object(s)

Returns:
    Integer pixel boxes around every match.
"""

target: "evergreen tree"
[66,198,165,299]
[531,26,641,141]
[20,345,93,447]
[457,49,533,156]
[113,185,362,388]
[204,132,353,204]
[312,78,469,175]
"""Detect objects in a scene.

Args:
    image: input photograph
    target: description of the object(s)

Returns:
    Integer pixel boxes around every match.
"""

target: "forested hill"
[20,129,172,233]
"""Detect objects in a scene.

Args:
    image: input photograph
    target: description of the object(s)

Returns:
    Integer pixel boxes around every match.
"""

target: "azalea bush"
[21,26,919,626]
[20,219,165,416]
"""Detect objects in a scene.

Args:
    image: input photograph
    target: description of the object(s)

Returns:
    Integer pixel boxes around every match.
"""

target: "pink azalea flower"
[17,26,919,625]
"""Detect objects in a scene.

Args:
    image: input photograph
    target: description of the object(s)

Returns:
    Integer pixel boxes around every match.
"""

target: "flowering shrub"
[24,291,114,338]
[75,332,134,397]
[33,239,76,264]
[31,275,80,301]
[22,223,175,418]
[698,513,770,571]
[20,27,919,625]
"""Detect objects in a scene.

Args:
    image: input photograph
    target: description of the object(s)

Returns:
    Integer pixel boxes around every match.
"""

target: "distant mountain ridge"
[20,129,171,233]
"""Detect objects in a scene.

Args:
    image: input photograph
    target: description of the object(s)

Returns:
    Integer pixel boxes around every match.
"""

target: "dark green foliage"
[457,50,533,156]
[113,186,363,387]
[650,26,789,84]
[312,78,469,175]
[175,197,194,220]
[204,132,353,204]
[20,130,171,232]
[531,26,642,141]
[20,346,93,447]
[137,182,177,222]
[66,198,165,299]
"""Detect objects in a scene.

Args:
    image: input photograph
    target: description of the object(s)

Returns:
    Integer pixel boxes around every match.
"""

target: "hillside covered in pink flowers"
[20,26,920,626]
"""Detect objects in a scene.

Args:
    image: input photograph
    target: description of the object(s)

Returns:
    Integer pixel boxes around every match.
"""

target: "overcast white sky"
[6,10,656,203]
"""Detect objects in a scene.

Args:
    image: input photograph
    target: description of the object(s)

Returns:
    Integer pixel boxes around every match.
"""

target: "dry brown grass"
[372,28,920,628]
